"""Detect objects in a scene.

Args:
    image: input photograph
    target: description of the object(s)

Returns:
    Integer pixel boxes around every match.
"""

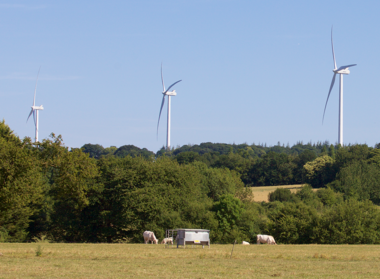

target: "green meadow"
[1,243,379,278]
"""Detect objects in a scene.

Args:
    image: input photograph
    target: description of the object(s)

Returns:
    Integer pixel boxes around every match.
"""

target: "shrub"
[316,199,380,244]
[329,161,380,205]
[269,188,298,203]
[268,202,318,244]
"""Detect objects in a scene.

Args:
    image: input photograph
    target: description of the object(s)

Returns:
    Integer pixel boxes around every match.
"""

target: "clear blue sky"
[1,1,379,152]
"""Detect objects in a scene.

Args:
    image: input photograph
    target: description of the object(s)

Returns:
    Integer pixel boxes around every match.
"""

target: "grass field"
[251,184,316,202]
[1,243,380,278]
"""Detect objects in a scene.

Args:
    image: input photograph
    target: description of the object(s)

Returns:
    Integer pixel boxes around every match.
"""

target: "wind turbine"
[323,27,356,146]
[27,68,44,142]
[157,64,181,150]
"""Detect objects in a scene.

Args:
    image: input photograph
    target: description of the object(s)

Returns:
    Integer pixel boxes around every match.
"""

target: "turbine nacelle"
[334,68,350,75]
[31,105,44,110]
[333,64,356,75]
[163,90,177,96]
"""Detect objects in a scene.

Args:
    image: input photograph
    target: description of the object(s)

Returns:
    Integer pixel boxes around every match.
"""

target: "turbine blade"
[26,109,33,123]
[157,95,166,137]
[331,27,337,69]
[161,63,165,92]
[33,66,41,106]
[164,80,182,93]
[337,64,357,71]
[323,73,337,124]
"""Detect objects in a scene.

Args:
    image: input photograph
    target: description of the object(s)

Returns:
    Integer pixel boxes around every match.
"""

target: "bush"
[0,227,8,242]
[212,194,246,243]
[329,160,380,204]
[269,188,298,203]
[316,187,343,206]
[295,185,322,208]
[268,202,318,244]
[316,199,380,244]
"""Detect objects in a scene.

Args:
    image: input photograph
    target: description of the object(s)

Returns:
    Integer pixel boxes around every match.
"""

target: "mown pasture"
[1,243,379,278]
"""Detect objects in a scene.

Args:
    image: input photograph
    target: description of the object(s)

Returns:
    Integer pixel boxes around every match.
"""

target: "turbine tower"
[157,64,181,150]
[27,68,44,142]
[323,27,356,146]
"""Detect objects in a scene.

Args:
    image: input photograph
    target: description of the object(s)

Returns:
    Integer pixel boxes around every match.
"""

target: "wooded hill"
[81,141,380,188]
[2,120,380,244]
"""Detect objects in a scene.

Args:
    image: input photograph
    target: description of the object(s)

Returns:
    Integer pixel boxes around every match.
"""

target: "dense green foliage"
[159,142,332,186]
[0,121,45,242]
[1,121,380,244]
[81,143,154,159]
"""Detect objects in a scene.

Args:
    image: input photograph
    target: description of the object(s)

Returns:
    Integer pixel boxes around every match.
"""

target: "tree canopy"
[1,120,380,244]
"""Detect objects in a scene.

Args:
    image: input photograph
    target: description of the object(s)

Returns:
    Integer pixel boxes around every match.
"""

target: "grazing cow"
[257,234,276,245]
[161,237,173,244]
[242,241,250,245]
[143,231,158,244]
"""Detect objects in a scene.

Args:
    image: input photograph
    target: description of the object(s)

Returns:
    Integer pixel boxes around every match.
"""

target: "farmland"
[1,243,380,278]
[251,184,310,202]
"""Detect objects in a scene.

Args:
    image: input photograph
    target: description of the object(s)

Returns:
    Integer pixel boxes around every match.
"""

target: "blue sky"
[1,1,379,152]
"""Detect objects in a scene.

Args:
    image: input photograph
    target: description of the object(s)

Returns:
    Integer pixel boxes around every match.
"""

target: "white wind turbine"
[27,68,44,142]
[157,64,181,150]
[323,27,356,146]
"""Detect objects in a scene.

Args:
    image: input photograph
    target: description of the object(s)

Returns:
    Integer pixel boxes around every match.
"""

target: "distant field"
[251,184,312,202]
[1,243,380,278]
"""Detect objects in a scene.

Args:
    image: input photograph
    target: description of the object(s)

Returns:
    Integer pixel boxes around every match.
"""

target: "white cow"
[257,234,276,245]
[242,241,250,245]
[161,237,173,244]
[143,231,158,244]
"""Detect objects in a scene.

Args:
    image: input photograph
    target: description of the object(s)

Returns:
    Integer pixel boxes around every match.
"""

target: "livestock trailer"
[174,229,210,248]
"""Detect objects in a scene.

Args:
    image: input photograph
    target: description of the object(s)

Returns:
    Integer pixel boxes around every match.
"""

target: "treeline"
[1,121,251,243]
[82,141,377,188]
[1,120,380,244]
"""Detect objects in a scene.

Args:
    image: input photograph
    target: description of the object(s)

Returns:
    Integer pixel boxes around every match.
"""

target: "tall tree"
[0,121,45,241]
[303,155,334,188]
[32,134,100,242]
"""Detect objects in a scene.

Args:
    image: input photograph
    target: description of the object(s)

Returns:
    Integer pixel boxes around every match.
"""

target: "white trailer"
[175,229,210,248]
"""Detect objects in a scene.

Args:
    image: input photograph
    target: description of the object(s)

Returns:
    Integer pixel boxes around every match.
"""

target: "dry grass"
[251,184,317,202]
[1,243,380,278]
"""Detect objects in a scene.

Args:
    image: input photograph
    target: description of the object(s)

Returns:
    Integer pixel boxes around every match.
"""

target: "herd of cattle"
[143,231,276,245]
